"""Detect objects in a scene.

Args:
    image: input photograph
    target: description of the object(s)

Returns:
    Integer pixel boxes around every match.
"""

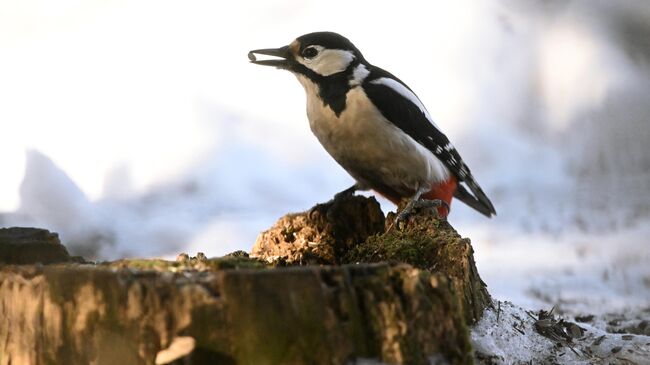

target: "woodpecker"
[249,32,496,220]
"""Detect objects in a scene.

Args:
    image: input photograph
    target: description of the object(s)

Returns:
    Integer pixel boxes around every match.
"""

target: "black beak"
[248,46,291,69]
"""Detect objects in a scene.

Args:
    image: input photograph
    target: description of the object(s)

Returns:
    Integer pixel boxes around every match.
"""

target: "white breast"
[296,75,450,196]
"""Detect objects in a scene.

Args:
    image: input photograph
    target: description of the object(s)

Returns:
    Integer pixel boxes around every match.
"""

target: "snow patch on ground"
[472,301,650,364]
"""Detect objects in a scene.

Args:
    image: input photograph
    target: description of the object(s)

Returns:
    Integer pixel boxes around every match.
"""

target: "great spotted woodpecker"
[249,32,496,221]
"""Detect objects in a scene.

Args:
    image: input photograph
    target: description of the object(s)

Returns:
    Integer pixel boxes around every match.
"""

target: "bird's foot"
[332,184,358,201]
[308,184,359,220]
[393,198,449,229]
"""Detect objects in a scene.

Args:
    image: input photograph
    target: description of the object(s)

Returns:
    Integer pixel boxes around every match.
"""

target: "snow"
[2,123,348,259]
[464,223,650,316]
[1,1,650,363]
[472,301,650,364]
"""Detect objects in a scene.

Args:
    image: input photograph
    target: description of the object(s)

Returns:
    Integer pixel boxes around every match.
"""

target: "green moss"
[203,256,267,270]
[344,219,462,272]
[102,255,268,272]
[106,258,180,270]
[344,216,490,325]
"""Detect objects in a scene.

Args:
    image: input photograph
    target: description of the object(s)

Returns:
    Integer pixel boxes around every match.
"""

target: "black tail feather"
[454,182,496,218]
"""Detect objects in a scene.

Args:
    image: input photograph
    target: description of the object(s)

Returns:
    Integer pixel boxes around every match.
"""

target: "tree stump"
[0,227,73,265]
[0,196,490,365]
[253,195,491,324]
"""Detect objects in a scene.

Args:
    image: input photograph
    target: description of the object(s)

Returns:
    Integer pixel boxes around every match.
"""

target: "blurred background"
[1,0,649,314]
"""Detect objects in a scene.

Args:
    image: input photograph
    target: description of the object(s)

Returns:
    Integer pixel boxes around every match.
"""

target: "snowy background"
[1,0,649,318]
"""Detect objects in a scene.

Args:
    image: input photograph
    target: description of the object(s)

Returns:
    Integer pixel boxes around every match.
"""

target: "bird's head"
[249,32,365,78]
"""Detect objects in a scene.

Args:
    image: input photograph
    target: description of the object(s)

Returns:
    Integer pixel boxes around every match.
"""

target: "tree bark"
[0,196,490,364]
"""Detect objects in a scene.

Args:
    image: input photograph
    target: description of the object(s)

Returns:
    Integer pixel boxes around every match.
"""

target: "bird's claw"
[331,184,359,202]
[310,184,359,220]
[393,199,449,228]
[333,189,354,201]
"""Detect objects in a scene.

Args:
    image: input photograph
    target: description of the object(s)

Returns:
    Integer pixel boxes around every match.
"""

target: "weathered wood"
[253,196,491,325]
[0,262,471,365]
[252,195,386,265]
[0,196,490,364]
[0,227,72,265]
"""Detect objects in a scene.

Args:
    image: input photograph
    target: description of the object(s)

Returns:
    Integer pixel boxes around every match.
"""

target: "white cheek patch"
[299,49,355,76]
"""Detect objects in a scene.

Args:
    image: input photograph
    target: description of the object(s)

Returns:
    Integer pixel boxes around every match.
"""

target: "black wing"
[362,67,496,217]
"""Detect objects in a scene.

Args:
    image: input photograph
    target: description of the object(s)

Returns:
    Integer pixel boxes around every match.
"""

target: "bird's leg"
[395,187,449,225]
[410,199,450,213]
[395,187,428,224]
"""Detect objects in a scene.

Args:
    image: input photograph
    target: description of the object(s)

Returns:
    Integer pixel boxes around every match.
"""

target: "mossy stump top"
[253,195,491,324]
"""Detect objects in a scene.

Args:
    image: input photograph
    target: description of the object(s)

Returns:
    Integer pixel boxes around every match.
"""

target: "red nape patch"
[422,177,457,217]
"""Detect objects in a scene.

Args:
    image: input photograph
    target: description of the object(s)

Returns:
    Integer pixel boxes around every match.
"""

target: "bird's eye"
[302,47,318,59]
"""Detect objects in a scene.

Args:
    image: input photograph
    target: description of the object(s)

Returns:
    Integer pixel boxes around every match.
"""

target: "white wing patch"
[370,77,441,129]
[371,77,470,180]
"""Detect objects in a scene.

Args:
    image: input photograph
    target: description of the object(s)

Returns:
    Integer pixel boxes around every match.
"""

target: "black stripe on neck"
[296,60,362,117]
